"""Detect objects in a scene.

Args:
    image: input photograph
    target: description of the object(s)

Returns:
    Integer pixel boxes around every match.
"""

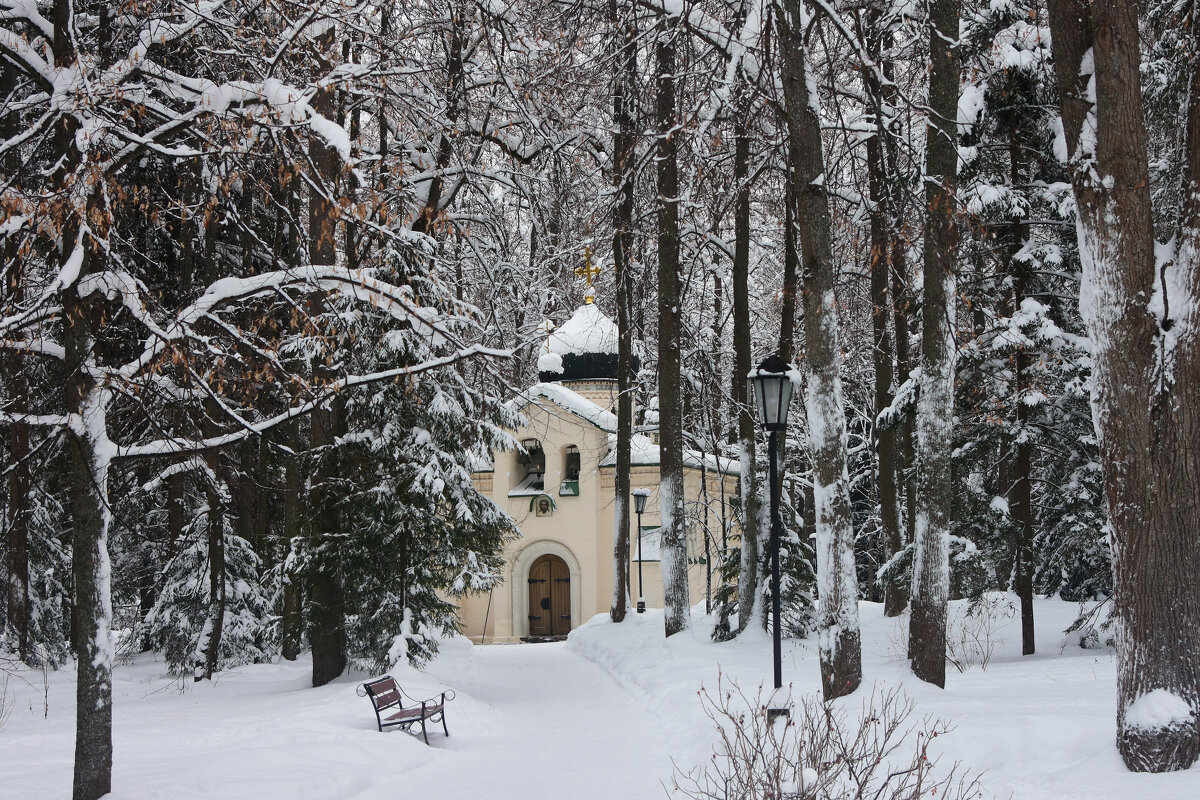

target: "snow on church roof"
[598,433,738,474]
[547,303,619,356]
[490,385,736,475]
[511,382,618,432]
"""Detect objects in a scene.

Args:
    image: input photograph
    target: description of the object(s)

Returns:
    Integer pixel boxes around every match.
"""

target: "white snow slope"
[0,636,670,799]
[2,597,1198,799]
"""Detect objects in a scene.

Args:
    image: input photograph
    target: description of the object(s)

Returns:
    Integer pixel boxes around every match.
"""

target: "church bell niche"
[564,445,581,481]
[516,438,545,486]
[559,445,582,497]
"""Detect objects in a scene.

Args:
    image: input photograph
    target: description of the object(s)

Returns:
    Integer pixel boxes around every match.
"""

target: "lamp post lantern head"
[750,354,796,432]
[632,488,651,515]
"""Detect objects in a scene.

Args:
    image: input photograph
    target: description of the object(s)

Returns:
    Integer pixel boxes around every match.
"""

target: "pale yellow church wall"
[459,400,737,644]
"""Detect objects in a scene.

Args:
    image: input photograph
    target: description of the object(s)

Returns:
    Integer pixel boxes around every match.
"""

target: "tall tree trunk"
[413,1,466,237]
[733,77,765,635]
[779,0,862,700]
[780,186,798,363]
[308,24,347,687]
[610,0,638,623]
[655,18,689,637]
[65,380,113,800]
[1,52,30,663]
[908,0,960,689]
[308,397,346,686]
[196,481,226,681]
[866,5,906,618]
[236,437,259,555]
[4,312,30,664]
[893,245,917,547]
[1008,134,1035,656]
[281,420,304,662]
[167,474,185,542]
[56,2,114,796]
[1048,0,1200,772]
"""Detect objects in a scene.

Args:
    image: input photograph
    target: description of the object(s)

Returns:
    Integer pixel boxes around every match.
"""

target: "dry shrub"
[946,595,1015,673]
[672,675,985,800]
[887,594,1016,673]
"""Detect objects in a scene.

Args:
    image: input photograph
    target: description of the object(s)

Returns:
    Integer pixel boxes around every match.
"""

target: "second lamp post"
[749,354,796,697]
[632,488,651,613]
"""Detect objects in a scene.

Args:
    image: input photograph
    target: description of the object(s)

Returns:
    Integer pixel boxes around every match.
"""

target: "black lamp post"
[749,354,795,710]
[633,488,650,613]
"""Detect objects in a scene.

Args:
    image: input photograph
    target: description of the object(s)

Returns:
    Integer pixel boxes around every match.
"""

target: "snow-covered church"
[460,296,737,642]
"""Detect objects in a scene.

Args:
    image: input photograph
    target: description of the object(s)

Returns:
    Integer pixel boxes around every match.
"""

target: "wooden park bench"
[358,675,454,744]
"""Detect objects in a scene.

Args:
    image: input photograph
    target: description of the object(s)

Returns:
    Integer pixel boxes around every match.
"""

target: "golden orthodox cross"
[574,246,601,303]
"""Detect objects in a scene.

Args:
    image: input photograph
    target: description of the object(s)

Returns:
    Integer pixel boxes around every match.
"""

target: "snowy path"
[0,640,675,800]
[406,641,673,799]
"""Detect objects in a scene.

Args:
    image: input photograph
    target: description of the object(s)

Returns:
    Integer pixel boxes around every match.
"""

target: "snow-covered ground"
[0,634,671,799]
[569,597,1200,800]
[2,597,1198,799]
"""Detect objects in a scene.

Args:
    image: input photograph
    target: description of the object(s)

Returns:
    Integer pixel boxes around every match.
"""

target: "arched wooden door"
[527,554,571,637]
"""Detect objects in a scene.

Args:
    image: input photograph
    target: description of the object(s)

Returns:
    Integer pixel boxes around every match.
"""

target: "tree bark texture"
[779,0,863,700]
[865,6,906,618]
[413,2,466,237]
[63,216,114,800]
[908,0,961,690]
[308,399,347,687]
[1,53,30,662]
[66,391,114,800]
[892,245,917,547]
[1008,136,1035,656]
[1048,0,1200,771]
[4,323,30,664]
[655,19,690,637]
[610,0,637,623]
[54,2,114,796]
[780,182,799,363]
[733,79,765,635]
[308,26,347,686]
[196,481,226,681]
[281,422,304,661]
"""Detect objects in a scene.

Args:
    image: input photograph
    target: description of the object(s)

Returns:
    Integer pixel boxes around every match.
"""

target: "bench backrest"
[363,677,402,711]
